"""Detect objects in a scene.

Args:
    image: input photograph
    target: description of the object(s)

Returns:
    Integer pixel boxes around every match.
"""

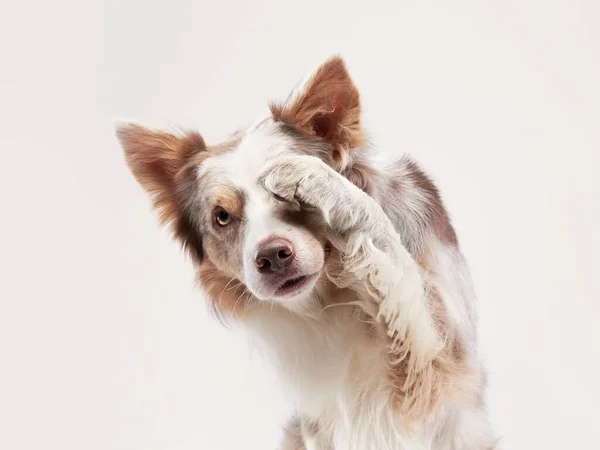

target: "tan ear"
[270,56,365,168]
[115,122,207,262]
[115,122,202,192]
[115,121,205,219]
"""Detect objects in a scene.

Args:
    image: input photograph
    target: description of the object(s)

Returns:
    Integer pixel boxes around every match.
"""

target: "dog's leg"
[259,155,442,373]
[279,417,306,450]
[280,416,331,450]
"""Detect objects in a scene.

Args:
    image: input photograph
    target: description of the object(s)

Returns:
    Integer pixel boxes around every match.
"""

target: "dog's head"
[116,56,369,315]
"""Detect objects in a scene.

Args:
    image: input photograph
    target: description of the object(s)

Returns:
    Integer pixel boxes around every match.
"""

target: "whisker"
[232,290,250,317]
[218,277,238,305]
[321,301,361,311]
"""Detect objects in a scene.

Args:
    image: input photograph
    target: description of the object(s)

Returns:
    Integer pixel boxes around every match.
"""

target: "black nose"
[255,238,295,273]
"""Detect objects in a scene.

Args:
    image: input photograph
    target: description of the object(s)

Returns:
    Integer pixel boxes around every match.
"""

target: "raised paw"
[258,154,397,248]
[258,154,333,209]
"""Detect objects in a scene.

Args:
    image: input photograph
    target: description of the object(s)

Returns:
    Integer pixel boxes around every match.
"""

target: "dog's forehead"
[200,120,292,191]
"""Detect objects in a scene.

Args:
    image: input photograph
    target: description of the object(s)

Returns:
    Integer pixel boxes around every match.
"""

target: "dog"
[116,56,497,449]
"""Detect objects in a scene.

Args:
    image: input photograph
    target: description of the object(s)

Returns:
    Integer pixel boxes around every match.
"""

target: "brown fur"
[118,124,247,307]
[119,65,467,427]
[377,156,459,261]
[117,56,494,446]
[386,285,472,430]
[271,56,366,170]
[340,158,379,195]
[118,125,207,261]
[117,125,205,223]
[214,185,245,219]
[197,259,253,320]
[402,159,458,247]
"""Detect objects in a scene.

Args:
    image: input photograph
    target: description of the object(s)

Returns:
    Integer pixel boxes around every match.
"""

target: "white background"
[1,1,599,449]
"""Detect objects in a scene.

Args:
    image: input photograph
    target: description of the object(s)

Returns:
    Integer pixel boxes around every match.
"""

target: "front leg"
[279,417,306,450]
[279,416,331,450]
[259,155,442,371]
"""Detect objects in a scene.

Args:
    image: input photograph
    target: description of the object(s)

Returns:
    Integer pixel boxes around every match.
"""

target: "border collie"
[116,56,497,449]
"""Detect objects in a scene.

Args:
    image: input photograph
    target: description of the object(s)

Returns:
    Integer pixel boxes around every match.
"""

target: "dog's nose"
[255,238,295,273]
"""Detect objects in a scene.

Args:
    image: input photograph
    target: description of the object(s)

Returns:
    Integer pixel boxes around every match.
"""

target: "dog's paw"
[258,154,330,208]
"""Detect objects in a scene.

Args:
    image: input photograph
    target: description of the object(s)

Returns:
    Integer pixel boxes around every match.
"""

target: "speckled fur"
[116,56,497,449]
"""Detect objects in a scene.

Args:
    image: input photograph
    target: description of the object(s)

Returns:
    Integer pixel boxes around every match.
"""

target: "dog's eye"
[215,209,231,226]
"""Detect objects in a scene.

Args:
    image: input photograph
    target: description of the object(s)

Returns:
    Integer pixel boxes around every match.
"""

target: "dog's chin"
[247,270,322,303]
[271,272,320,300]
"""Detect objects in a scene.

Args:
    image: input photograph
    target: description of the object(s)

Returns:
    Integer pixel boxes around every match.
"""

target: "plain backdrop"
[1,1,599,449]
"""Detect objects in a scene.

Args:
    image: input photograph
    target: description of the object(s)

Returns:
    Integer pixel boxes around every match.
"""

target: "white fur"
[259,154,443,369]
[243,253,494,449]
[117,59,496,448]
[200,123,325,303]
[227,142,495,448]
[243,252,492,449]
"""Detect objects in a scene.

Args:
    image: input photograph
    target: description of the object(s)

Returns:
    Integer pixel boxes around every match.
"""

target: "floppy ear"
[115,122,206,261]
[270,56,365,169]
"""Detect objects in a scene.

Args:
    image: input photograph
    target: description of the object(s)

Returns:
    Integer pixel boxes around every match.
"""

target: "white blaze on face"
[205,120,325,303]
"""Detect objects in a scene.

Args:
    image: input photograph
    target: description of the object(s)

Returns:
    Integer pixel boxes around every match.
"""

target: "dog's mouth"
[274,273,318,297]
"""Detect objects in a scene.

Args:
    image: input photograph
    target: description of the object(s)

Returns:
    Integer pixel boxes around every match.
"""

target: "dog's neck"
[240,280,382,419]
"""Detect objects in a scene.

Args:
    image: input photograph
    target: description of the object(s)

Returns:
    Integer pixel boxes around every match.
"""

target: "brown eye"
[215,210,231,226]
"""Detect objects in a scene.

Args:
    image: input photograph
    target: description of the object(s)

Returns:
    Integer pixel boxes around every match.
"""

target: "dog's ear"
[270,56,365,169]
[115,122,204,198]
[115,122,206,261]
